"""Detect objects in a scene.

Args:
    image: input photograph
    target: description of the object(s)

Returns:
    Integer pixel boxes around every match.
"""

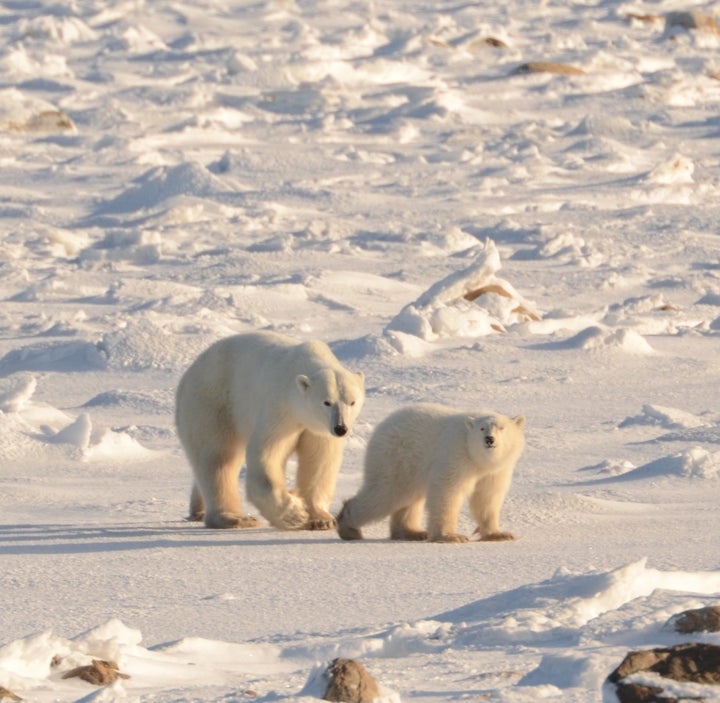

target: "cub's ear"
[297,374,311,392]
[513,414,526,429]
[465,416,476,430]
[355,370,364,384]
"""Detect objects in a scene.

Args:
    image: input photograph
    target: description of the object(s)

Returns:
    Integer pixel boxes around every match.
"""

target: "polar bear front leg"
[470,470,516,541]
[295,430,344,530]
[246,433,309,530]
[426,473,471,543]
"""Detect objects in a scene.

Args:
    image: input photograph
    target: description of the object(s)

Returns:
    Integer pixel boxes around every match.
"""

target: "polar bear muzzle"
[332,404,348,437]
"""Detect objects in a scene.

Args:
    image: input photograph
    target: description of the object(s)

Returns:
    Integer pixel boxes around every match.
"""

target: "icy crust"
[1,561,719,701]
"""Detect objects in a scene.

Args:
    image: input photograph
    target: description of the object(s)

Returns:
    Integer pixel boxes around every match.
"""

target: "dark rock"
[614,682,671,703]
[610,642,720,684]
[61,659,130,686]
[670,605,720,634]
[515,61,585,76]
[323,658,380,703]
[665,10,720,35]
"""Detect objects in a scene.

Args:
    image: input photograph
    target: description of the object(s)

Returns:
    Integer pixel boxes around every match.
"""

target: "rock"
[0,687,22,701]
[669,605,720,634]
[61,659,130,685]
[469,36,509,50]
[608,643,720,702]
[665,10,720,35]
[323,658,380,703]
[613,682,668,703]
[515,61,585,75]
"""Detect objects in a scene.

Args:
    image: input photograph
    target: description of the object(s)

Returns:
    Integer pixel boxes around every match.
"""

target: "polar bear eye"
[324,400,332,407]
[350,400,356,406]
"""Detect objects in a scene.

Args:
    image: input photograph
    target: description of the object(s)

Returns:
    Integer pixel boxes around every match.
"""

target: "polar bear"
[337,403,524,543]
[176,331,365,530]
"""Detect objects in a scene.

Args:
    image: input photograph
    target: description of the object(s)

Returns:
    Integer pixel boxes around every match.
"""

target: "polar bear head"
[465,412,526,469]
[296,368,365,438]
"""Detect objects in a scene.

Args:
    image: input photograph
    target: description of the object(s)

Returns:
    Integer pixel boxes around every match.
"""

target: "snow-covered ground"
[1,0,719,701]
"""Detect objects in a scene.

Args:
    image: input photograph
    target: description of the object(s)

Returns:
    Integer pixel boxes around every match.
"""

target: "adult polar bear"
[337,403,525,543]
[176,331,365,530]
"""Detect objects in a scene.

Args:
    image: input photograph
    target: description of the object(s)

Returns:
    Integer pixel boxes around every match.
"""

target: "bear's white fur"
[337,403,524,543]
[176,331,365,530]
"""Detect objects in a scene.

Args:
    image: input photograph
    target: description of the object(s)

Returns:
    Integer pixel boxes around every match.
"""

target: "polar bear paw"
[336,502,363,540]
[306,510,337,531]
[390,527,428,541]
[476,530,516,542]
[432,533,470,543]
[204,511,262,529]
[273,493,311,530]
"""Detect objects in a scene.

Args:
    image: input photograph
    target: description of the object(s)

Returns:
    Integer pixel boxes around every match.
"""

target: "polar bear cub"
[176,331,365,530]
[337,403,525,543]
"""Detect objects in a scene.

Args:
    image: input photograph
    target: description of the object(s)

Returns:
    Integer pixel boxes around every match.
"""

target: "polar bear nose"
[334,424,348,437]
[485,435,495,448]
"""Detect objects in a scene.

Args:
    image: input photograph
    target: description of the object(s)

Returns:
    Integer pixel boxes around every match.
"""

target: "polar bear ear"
[513,414,526,429]
[464,416,476,430]
[297,374,311,392]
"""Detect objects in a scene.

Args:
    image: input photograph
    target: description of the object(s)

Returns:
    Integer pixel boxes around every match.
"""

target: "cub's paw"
[336,502,363,540]
[205,512,262,529]
[477,530,516,542]
[432,533,470,544]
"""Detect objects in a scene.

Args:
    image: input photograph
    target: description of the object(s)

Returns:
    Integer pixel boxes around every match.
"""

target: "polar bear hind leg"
[187,444,261,529]
[390,499,428,540]
[336,485,398,540]
[188,484,204,521]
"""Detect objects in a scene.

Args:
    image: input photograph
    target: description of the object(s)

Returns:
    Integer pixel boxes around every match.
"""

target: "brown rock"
[8,110,75,133]
[670,605,720,634]
[516,61,585,76]
[0,687,22,701]
[626,13,664,24]
[323,658,380,703]
[614,682,673,703]
[469,36,509,50]
[609,642,720,685]
[61,659,130,686]
[665,11,720,35]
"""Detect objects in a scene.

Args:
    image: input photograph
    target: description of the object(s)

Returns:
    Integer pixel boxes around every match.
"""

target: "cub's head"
[296,368,365,438]
[465,412,526,467]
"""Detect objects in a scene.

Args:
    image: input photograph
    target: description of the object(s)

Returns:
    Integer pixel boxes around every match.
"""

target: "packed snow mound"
[385,239,540,343]
[82,389,173,415]
[0,373,37,412]
[619,404,712,429]
[546,325,655,354]
[0,341,107,375]
[44,412,158,462]
[0,88,75,132]
[584,447,720,483]
[94,162,233,216]
[433,559,720,648]
[99,320,209,372]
